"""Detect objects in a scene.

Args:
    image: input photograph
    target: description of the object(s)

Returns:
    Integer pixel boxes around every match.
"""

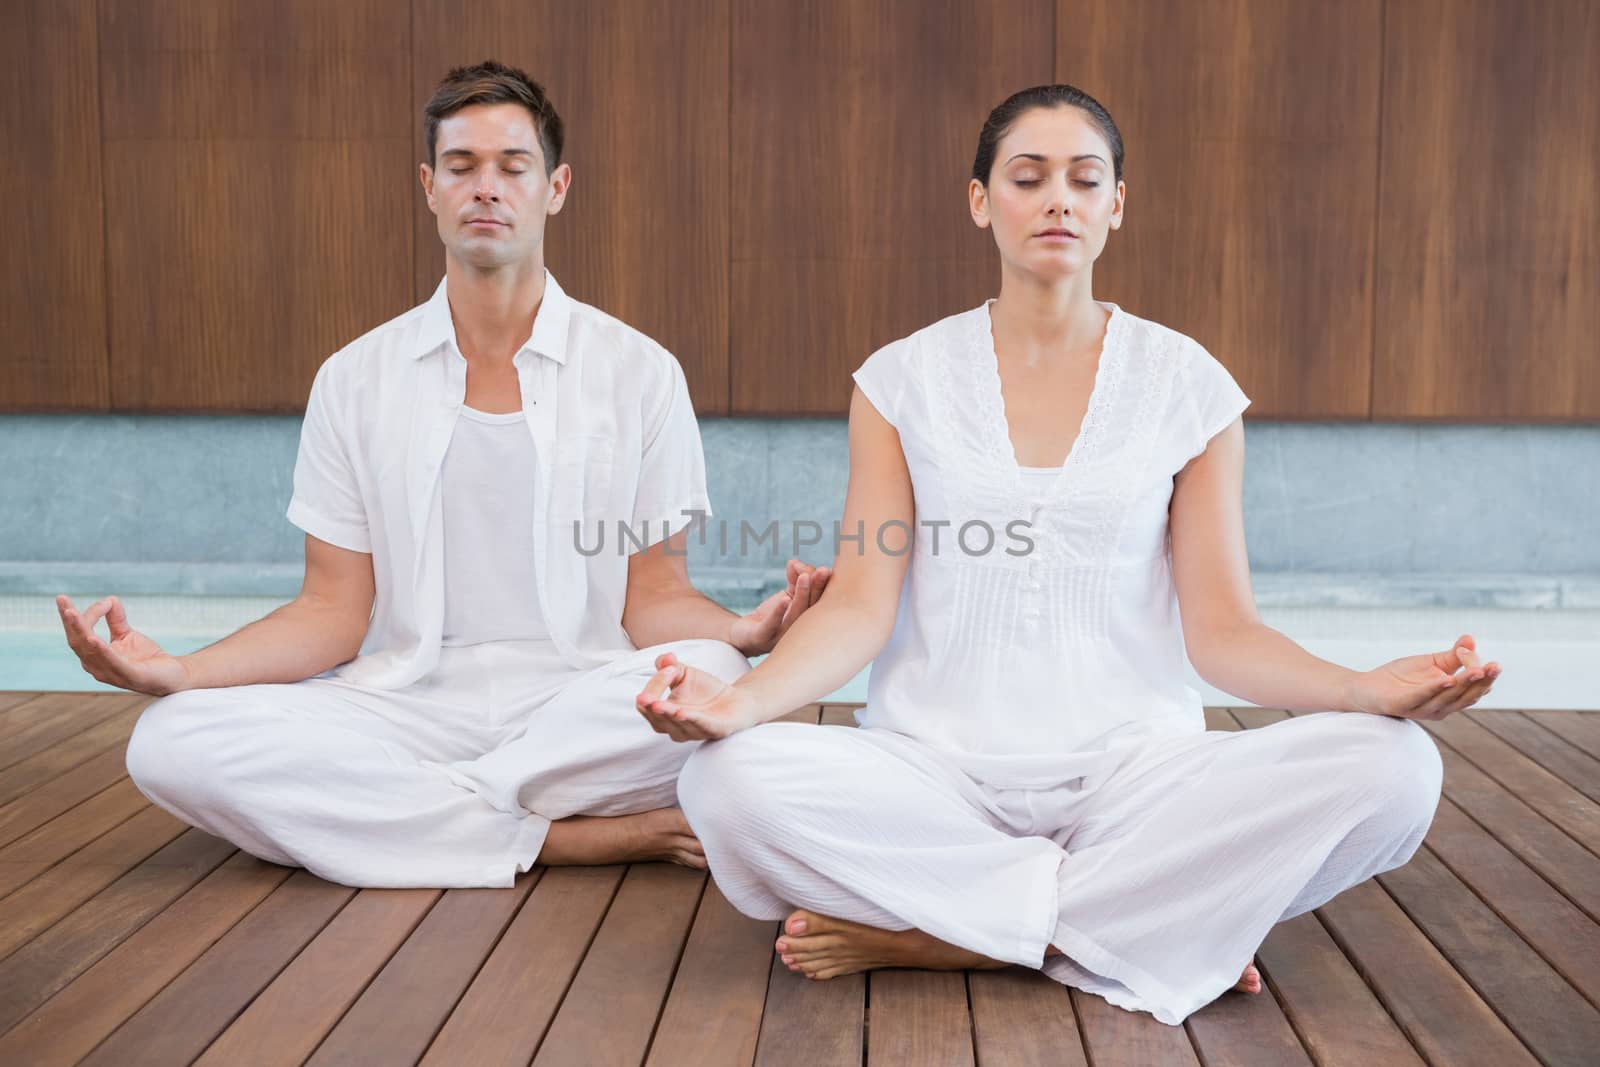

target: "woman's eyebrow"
[1003,152,1107,165]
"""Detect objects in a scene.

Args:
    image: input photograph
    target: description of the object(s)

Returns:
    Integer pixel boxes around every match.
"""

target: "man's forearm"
[177,597,368,691]
[1189,621,1359,713]
[622,590,740,651]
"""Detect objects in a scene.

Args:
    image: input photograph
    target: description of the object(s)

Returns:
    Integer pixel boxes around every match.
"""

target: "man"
[56,60,827,888]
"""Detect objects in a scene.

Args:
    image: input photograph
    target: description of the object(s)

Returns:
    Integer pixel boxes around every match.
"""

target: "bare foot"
[539,807,706,869]
[774,909,1007,980]
[1234,961,1262,994]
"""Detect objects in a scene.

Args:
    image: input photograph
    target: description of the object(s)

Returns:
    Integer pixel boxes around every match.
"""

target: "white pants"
[677,710,1442,1025]
[125,638,750,888]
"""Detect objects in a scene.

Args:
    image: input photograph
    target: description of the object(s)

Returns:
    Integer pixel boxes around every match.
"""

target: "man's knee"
[125,688,234,807]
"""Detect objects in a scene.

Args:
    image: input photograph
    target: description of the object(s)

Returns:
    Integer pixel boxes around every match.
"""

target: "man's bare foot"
[538,807,705,869]
[774,909,1007,980]
[1234,961,1262,994]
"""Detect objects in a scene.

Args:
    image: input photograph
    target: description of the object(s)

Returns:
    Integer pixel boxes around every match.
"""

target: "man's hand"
[57,594,191,696]
[727,559,831,657]
[1344,633,1501,720]
[636,652,768,742]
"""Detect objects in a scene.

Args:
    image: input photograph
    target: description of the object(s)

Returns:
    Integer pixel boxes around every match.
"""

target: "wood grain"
[99,0,414,412]
[0,0,109,410]
[730,0,1052,415]
[1374,0,1600,418]
[1058,0,1383,419]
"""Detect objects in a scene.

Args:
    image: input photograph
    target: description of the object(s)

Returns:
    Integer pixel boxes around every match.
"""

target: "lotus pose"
[56,61,826,889]
[637,85,1500,1024]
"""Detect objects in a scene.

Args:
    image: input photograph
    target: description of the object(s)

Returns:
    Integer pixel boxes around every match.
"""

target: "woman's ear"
[969,178,991,229]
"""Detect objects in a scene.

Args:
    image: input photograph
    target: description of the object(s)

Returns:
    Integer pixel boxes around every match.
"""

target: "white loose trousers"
[678,710,1442,1026]
[126,638,749,888]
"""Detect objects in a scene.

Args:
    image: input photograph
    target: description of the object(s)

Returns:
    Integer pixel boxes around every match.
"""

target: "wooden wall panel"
[99,0,413,412]
[1,1,109,411]
[1374,0,1600,419]
[730,0,1055,415]
[412,0,731,415]
[1056,0,1382,419]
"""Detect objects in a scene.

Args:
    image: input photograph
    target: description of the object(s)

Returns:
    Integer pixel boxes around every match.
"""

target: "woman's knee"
[677,724,806,838]
[1329,713,1443,832]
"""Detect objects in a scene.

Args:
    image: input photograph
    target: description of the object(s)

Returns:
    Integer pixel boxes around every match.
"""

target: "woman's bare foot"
[1234,961,1262,994]
[538,807,706,869]
[774,909,1007,980]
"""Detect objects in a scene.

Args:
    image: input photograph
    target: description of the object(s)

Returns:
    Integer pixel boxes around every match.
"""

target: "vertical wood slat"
[419,865,626,1065]
[532,864,706,1066]
[98,0,414,412]
[306,878,538,1066]
[866,970,974,1066]
[411,0,732,415]
[730,0,1054,415]
[1069,986,1202,1066]
[1057,0,1383,419]
[1470,710,1600,806]
[645,882,775,1067]
[81,872,356,1067]
[192,888,442,1067]
[1377,846,1600,1065]
[1374,0,1600,419]
[0,1,109,410]
[968,968,1091,1067]
[0,852,288,1066]
[753,952,864,1067]
[0,805,185,963]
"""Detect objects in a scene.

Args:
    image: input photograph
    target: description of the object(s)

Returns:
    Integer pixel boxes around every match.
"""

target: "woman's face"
[970,106,1125,281]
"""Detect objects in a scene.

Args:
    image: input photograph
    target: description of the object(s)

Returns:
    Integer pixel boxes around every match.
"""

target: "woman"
[635,85,1501,1025]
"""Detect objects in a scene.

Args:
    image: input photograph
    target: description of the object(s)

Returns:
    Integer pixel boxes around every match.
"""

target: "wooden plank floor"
[0,694,1596,1066]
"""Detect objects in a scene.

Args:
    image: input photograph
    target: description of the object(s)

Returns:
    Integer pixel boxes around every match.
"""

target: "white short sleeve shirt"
[850,301,1250,781]
[287,270,711,689]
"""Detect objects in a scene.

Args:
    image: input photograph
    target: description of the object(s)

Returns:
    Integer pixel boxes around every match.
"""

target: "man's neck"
[444,254,547,366]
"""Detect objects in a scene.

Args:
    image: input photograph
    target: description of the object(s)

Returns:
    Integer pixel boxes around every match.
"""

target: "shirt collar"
[412,268,571,365]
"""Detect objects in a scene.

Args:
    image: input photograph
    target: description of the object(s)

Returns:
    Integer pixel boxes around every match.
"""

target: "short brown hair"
[423,60,564,172]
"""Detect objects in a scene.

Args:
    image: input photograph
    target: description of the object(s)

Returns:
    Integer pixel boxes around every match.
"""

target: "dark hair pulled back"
[972,85,1123,184]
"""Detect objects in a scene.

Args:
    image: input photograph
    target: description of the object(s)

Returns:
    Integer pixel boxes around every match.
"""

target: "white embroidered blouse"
[850,301,1250,785]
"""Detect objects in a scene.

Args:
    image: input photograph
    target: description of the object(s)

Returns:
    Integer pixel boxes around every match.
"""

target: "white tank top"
[849,302,1251,784]
[440,406,549,645]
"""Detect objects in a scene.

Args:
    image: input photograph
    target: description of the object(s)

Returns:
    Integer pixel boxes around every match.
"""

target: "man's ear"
[420,162,437,213]
[547,161,572,216]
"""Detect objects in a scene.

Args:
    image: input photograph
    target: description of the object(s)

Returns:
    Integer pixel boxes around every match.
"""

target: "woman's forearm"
[733,598,892,722]
[1189,621,1360,713]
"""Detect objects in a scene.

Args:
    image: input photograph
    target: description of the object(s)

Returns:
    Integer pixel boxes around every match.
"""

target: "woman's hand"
[727,560,831,657]
[635,652,769,742]
[1344,634,1501,720]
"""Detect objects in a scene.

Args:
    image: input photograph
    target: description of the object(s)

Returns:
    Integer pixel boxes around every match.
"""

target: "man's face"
[420,102,569,271]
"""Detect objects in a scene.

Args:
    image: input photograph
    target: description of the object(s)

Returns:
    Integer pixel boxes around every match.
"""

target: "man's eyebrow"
[1003,152,1107,165]
[439,147,535,158]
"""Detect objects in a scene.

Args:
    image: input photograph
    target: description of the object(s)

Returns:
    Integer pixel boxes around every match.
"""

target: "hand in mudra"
[727,559,831,656]
[1347,634,1501,720]
[57,594,190,696]
[636,652,765,742]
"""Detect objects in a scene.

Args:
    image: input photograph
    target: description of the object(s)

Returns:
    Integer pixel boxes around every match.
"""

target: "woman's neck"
[990,265,1106,360]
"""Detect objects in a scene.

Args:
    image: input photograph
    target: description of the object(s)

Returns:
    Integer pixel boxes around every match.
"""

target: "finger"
[1395,671,1462,719]
[653,651,680,672]
[1412,672,1474,719]
[80,598,113,637]
[636,666,683,708]
[105,596,133,641]
[1435,674,1497,718]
